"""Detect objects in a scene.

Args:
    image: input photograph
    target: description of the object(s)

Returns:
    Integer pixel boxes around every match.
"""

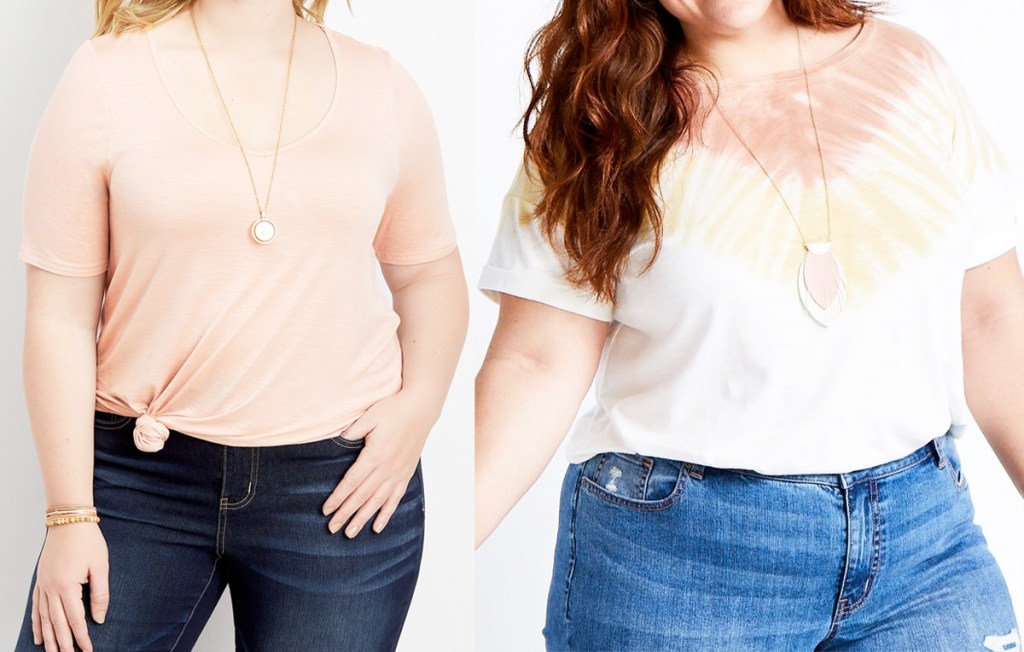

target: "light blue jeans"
[544,428,1020,650]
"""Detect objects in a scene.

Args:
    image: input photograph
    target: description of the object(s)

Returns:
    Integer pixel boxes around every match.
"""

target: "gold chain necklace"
[712,24,846,327]
[189,5,297,244]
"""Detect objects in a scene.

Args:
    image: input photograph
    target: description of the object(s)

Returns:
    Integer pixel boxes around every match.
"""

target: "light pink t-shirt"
[19,24,456,450]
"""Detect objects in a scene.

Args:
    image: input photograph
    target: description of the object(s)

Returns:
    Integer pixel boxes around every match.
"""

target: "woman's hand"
[321,390,434,538]
[32,522,109,652]
[320,250,468,537]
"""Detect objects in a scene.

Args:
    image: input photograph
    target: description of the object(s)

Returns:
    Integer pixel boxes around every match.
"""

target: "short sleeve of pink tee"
[19,27,457,449]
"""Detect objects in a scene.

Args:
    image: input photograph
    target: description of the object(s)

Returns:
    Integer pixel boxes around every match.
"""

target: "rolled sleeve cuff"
[478,265,614,322]
[963,214,1020,270]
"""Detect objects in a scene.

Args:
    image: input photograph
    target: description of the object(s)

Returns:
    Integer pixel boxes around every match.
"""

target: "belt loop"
[684,462,705,479]
[929,437,948,469]
[581,452,607,480]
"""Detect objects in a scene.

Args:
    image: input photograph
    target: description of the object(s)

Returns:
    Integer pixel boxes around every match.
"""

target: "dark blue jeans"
[545,428,1019,650]
[16,409,425,651]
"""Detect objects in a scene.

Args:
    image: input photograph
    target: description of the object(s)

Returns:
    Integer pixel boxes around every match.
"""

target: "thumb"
[89,562,110,624]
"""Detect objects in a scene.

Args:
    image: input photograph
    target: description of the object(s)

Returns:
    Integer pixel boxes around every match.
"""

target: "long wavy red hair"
[521,0,878,304]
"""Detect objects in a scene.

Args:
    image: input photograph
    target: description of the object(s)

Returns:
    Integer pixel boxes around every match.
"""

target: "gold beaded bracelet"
[44,505,100,528]
[45,515,101,528]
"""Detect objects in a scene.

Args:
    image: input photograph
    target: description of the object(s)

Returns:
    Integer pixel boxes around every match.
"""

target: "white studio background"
[471,1,1024,650]
[0,2,474,652]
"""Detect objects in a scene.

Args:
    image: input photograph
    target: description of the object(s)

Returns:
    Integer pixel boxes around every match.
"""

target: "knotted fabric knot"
[133,413,169,453]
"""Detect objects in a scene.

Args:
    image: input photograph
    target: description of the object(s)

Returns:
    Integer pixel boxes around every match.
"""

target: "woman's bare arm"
[475,294,610,548]
[382,248,470,426]
[24,264,110,652]
[962,246,1024,497]
[24,266,104,507]
[321,248,469,537]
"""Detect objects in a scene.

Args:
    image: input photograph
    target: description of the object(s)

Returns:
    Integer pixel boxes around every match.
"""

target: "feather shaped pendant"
[797,241,846,327]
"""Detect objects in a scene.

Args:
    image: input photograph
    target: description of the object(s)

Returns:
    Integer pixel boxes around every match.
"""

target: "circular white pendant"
[250,217,276,244]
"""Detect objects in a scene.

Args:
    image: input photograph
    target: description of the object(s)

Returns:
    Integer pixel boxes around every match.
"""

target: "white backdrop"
[470,1,1024,650]
[0,2,474,651]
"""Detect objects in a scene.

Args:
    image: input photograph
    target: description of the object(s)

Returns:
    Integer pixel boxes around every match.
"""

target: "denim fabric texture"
[16,410,425,651]
[544,427,1019,651]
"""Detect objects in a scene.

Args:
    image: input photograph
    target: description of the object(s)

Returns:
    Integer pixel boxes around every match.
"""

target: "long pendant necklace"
[190,5,297,244]
[713,25,846,327]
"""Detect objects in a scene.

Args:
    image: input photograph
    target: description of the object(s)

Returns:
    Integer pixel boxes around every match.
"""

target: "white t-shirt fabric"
[478,17,1022,474]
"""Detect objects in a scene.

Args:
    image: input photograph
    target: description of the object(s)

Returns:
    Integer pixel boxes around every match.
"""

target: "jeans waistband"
[695,425,955,488]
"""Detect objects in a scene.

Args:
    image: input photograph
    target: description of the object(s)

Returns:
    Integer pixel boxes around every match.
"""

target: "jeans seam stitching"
[168,558,220,651]
[593,454,608,486]
[224,448,259,510]
[826,477,854,640]
[579,469,685,512]
[843,478,882,614]
[847,455,930,486]
[727,453,931,488]
[727,470,837,487]
[216,505,226,558]
[216,449,227,556]
[563,467,583,634]
[329,434,365,450]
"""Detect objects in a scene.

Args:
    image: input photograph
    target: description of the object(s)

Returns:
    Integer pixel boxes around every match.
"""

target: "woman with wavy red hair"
[476,0,1023,647]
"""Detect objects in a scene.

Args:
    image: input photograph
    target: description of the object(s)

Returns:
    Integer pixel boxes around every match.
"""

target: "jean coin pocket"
[580,452,687,511]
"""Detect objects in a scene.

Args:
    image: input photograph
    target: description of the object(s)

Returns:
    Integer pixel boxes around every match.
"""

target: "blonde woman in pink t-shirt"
[15,1,467,650]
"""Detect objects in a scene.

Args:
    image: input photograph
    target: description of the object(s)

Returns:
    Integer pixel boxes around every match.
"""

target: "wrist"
[396,386,444,423]
[45,493,95,508]
[46,520,102,535]
[45,504,99,528]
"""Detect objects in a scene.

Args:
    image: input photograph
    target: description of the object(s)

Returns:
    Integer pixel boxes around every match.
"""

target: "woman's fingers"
[371,487,406,533]
[322,457,374,516]
[31,582,42,646]
[327,468,386,535]
[342,484,394,538]
[46,591,76,652]
[38,590,57,652]
[62,589,93,652]
[89,560,110,624]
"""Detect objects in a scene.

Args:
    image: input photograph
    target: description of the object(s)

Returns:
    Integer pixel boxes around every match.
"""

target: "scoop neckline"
[716,16,875,86]
[145,20,340,157]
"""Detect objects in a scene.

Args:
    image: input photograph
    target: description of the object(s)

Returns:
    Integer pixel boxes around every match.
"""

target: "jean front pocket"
[579,452,688,511]
[328,433,366,450]
[93,409,132,431]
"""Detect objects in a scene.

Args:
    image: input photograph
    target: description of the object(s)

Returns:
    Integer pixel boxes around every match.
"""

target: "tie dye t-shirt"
[479,17,1022,473]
